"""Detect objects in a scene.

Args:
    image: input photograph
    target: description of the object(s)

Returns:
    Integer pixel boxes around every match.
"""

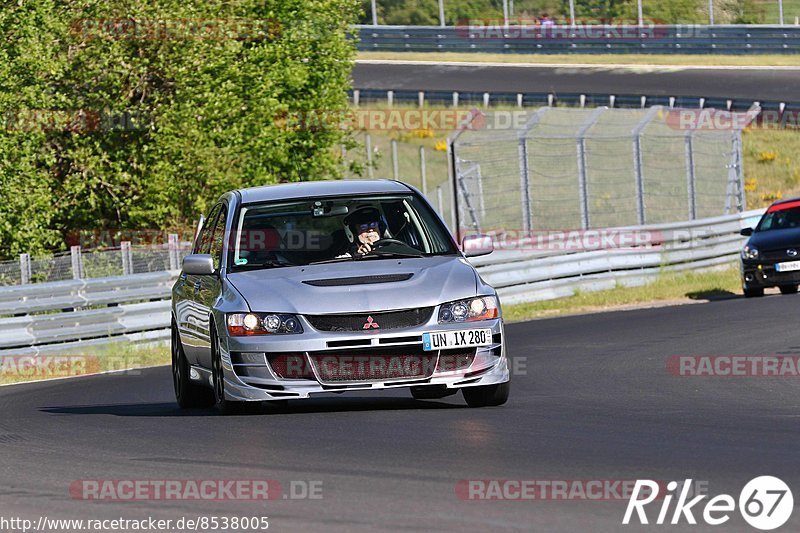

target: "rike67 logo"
[623,476,793,530]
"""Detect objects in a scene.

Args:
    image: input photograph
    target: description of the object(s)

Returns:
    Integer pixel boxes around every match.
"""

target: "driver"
[343,206,385,256]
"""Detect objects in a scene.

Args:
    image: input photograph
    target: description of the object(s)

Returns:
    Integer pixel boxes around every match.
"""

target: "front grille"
[307,346,476,384]
[308,346,438,383]
[267,353,315,380]
[305,307,434,332]
[760,248,800,262]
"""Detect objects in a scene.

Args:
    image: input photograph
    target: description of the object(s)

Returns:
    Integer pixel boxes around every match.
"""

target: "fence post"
[419,146,428,195]
[391,140,399,180]
[517,135,533,234]
[19,253,31,285]
[575,107,607,230]
[366,133,374,179]
[685,133,697,220]
[121,241,133,275]
[168,233,180,271]
[70,245,84,280]
[632,106,660,226]
[437,186,444,215]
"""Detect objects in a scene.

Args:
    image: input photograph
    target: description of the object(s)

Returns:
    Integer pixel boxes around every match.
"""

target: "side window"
[195,204,221,254]
[209,204,228,270]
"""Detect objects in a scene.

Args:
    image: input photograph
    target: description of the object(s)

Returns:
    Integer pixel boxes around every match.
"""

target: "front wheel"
[780,284,798,295]
[172,321,214,409]
[743,287,764,298]
[462,381,510,408]
[211,326,246,415]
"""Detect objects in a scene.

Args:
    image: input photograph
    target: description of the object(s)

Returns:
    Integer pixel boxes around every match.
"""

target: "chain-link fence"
[452,106,756,233]
[0,237,193,287]
[344,130,456,229]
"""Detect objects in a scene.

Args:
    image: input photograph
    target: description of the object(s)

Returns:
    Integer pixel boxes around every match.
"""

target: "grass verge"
[0,341,170,386]
[504,267,741,322]
[358,51,800,67]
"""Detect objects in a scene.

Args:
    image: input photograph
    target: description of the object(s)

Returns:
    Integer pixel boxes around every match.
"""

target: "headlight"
[439,296,499,323]
[226,313,303,336]
[741,246,759,260]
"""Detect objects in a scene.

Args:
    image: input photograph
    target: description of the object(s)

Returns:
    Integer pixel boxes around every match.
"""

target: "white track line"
[356,59,800,71]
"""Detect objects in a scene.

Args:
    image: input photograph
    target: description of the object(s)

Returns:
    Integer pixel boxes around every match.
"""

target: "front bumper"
[199,316,508,401]
[741,260,800,288]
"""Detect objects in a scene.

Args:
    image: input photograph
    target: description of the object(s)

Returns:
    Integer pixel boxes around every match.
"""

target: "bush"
[0,0,360,259]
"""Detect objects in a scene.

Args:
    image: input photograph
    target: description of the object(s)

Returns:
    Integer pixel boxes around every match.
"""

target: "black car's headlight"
[438,296,499,323]
[741,245,759,260]
[226,313,303,336]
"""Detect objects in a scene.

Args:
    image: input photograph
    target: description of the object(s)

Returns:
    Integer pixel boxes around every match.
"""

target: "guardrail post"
[387,90,394,107]
[685,133,697,220]
[121,241,133,275]
[168,234,180,271]
[452,92,459,107]
[391,140,399,180]
[19,253,31,285]
[483,92,490,107]
[418,91,425,108]
[70,245,84,280]
[353,89,360,106]
[365,133,374,179]
[419,146,428,195]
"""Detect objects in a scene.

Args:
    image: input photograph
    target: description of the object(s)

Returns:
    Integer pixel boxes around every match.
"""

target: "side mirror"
[740,227,754,236]
[183,254,215,275]
[462,234,494,258]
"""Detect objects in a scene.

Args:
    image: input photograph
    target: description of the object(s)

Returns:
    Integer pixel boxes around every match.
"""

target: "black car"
[740,198,800,297]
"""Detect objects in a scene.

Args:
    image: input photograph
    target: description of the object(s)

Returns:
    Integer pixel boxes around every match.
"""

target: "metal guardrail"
[0,271,177,355]
[470,209,764,304]
[356,25,800,54]
[350,88,799,115]
[0,209,764,353]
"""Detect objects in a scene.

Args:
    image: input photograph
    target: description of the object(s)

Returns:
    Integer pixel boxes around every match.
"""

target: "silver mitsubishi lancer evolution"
[171,180,509,413]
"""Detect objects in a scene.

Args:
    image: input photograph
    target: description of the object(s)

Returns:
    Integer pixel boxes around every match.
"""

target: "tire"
[780,285,798,295]
[210,325,246,415]
[462,381,510,408]
[743,287,765,298]
[172,320,214,409]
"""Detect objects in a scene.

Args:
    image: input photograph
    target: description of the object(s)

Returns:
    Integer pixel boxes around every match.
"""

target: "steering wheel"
[371,238,407,249]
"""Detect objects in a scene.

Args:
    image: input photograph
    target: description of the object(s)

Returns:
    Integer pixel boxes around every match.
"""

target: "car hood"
[226,256,479,314]
[747,228,800,251]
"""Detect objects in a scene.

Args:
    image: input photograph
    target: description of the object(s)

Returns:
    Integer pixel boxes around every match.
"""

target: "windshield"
[756,205,800,232]
[228,193,457,269]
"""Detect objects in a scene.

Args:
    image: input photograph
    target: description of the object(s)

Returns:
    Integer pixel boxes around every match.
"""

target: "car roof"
[235,180,413,204]
[770,196,800,207]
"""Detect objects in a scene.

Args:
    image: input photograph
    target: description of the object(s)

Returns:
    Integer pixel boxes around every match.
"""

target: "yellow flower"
[744,178,757,192]
[757,151,778,163]
[434,140,448,152]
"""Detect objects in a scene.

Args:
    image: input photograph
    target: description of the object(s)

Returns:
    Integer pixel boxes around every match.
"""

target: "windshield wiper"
[356,251,423,260]
[232,260,294,269]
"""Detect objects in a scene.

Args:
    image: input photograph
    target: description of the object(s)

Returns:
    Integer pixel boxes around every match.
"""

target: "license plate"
[422,329,493,351]
[776,261,800,272]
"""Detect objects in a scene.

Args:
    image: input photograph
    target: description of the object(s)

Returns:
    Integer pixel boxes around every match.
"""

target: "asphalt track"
[352,61,800,102]
[3,293,800,532]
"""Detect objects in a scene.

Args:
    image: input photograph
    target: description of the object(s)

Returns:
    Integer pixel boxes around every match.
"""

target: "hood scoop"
[302,273,414,287]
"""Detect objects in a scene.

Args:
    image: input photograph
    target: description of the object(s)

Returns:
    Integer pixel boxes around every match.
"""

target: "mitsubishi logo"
[789,249,798,257]
[363,316,380,329]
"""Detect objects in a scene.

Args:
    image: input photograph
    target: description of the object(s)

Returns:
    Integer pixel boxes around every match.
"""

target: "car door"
[195,202,228,370]
[179,203,220,365]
